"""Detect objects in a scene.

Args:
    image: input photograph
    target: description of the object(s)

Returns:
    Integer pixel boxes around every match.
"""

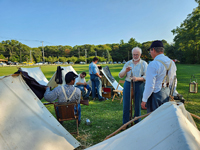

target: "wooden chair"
[53,102,79,135]
[112,80,125,104]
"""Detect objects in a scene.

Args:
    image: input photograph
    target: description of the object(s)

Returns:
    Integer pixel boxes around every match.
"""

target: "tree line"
[0,38,168,64]
[0,0,199,64]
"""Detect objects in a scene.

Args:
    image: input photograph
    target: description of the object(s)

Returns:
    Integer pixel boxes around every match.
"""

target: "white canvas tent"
[47,66,78,88]
[86,102,200,150]
[100,66,123,91]
[0,74,81,150]
[87,66,123,92]
[21,67,49,86]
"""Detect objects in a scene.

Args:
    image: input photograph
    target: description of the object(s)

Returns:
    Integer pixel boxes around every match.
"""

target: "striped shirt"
[44,84,81,103]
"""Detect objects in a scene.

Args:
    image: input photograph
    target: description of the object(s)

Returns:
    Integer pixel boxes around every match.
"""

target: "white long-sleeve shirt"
[142,54,177,102]
[119,59,148,82]
[74,74,86,86]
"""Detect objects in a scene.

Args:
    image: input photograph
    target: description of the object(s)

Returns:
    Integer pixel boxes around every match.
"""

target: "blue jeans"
[76,85,91,99]
[74,104,81,121]
[147,87,170,113]
[90,74,102,99]
[56,103,81,121]
[123,81,144,124]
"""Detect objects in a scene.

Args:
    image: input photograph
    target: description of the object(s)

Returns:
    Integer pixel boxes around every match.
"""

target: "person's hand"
[131,76,138,82]
[141,101,147,109]
[83,82,87,86]
[99,75,102,78]
[84,87,87,91]
[125,66,132,72]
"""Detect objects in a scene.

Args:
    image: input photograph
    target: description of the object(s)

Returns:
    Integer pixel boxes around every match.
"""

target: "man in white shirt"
[141,40,177,113]
[74,72,91,100]
[119,47,148,125]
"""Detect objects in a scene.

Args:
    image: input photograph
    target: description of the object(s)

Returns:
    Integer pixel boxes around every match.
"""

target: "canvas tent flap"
[102,66,115,83]
[100,66,123,91]
[86,102,200,150]
[47,66,78,88]
[21,67,49,86]
[0,75,81,150]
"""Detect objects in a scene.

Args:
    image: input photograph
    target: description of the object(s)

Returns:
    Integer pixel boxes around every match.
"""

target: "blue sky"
[0,0,198,48]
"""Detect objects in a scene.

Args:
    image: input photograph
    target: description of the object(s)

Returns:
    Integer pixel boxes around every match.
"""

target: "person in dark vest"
[44,72,82,124]
[141,40,177,113]
[119,47,148,125]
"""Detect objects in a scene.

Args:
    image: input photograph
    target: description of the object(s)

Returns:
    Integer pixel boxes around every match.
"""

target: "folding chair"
[112,80,125,104]
[53,102,79,135]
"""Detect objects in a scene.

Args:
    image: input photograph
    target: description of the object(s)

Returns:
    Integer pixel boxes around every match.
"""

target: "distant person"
[44,71,81,125]
[119,47,148,125]
[74,72,91,100]
[141,40,177,113]
[89,57,105,101]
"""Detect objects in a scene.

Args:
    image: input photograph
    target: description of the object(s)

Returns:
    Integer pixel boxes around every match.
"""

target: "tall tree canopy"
[172,0,200,63]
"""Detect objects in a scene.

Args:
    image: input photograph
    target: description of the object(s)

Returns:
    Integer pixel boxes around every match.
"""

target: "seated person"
[44,71,81,124]
[74,72,91,100]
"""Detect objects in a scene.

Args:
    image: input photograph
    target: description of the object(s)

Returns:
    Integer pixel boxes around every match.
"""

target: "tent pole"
[190,113,200,120]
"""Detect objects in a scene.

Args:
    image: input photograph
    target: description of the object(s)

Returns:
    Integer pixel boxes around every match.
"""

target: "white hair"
[132,47,142,54]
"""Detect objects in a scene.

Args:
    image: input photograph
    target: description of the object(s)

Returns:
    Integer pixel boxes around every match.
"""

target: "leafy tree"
[0,54,5,59]
[59,57,67,62]
[77,56,86,62]
[172,0,200,63]
[69,56,78,63]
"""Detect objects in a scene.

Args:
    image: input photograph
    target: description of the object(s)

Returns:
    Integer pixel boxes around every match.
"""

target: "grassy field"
[0,64,200,148]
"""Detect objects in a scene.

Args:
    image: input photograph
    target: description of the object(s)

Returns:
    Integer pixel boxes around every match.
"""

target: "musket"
[169,75,177,101]
[130,69,134,126]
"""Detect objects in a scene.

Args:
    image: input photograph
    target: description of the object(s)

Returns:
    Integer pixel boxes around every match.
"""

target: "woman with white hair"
[119,47,148,125]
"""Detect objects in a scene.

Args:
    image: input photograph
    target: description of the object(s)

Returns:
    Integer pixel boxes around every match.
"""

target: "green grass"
[0,64,200,148]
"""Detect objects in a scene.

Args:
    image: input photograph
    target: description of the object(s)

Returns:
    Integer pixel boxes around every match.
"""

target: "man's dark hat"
[147,40,164,51]
[65,71,78,83]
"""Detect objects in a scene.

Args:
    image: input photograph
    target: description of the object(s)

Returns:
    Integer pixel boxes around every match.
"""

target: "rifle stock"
[80,99,89,106]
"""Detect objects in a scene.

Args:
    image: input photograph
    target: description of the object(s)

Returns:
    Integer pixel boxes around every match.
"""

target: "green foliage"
[69,56,78,63]
[59,57,67,62]
[77,56,86,62]
[46,56,58,63]
[172,1,200,63]
[0,54,5,59]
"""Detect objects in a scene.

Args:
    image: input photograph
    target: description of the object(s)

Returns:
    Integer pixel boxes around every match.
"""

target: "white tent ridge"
[47,66,78,88]
[21,67,49,86]
[86,102,200,150]
[0,75,80,150]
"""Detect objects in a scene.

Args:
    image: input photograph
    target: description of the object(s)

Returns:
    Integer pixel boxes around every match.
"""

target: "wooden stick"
[104,113,151,141]
[44,102,54,105]
[190,113,200,120]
